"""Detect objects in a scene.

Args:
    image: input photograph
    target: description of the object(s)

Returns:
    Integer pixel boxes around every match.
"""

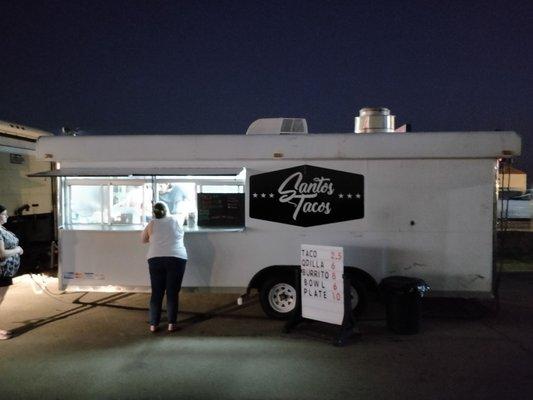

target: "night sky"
[1,0,532,180]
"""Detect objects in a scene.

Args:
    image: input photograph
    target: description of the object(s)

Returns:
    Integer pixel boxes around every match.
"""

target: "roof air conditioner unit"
[246,118,308,135]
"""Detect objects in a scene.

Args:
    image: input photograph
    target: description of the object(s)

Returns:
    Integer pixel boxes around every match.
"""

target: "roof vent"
[354,107,395,133]
[246,118,308,135]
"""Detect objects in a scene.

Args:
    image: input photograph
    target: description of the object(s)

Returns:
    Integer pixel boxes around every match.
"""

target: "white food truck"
[31,109,521,319]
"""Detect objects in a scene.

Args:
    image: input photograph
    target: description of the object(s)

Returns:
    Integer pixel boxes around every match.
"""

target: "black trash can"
[379,276,430,334]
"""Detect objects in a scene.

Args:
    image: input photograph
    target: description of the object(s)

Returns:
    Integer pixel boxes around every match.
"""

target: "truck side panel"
[58,158,495,296]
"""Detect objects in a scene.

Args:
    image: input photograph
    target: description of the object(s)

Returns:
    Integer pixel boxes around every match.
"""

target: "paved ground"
[1,273,532,400]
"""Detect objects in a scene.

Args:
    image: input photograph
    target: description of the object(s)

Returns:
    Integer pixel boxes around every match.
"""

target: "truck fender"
[247,265,296,294]
[247,265,377,295]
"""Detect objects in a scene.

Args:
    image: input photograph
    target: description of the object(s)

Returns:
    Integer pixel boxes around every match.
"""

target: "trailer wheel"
[260,276,297,320]
[349,279,367,316]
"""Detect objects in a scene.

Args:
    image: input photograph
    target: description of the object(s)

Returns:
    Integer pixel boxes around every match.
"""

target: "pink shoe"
[149,325,159,333]
[168,324,180,332]
[0,329,13,340]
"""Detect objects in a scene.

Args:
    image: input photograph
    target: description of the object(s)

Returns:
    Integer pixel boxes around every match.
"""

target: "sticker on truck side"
[63,272,105,280]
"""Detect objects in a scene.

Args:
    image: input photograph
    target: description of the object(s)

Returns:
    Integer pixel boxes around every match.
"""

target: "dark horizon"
[1,0,531,180]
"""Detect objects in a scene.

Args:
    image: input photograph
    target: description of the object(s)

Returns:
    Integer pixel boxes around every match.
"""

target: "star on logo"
[347,193,352,199]
[338,193,344,199]
[252,193,258,198]
[261,193,266,198]
[269,193,274,198]
[356,193,361,199]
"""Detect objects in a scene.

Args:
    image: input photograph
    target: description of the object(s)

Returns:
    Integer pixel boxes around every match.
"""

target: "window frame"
[63,177,153,228]
[60,173,246,230]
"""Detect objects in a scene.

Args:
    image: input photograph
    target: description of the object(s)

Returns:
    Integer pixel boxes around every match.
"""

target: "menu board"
[197,193,245,227]
[301,244,344,325]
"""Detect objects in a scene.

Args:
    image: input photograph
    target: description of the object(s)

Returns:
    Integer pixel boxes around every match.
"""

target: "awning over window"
[28,167,244,177]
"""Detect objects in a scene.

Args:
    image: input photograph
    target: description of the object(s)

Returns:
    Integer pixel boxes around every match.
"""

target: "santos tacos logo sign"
[250,165,364,227]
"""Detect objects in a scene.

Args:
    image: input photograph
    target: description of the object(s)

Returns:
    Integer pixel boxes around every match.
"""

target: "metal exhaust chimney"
[354,107,395,133]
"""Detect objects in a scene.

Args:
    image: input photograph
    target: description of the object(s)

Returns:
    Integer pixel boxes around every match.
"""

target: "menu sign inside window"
[301,244,344,325]
[197,193,245,227]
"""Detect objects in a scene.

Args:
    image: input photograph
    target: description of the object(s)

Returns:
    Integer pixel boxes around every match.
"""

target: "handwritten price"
[330,251,342,261]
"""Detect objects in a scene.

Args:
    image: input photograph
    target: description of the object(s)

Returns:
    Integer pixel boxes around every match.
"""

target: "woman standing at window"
[142,202,187,333]
[0,205,24,340]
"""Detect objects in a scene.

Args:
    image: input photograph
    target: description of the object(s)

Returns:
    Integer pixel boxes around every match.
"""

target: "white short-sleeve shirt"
[146,216,187,260]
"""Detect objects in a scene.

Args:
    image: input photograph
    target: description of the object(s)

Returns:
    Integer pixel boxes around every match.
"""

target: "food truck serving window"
[155,176,244,229]
[63,177,153,228]
[60,171,245,231]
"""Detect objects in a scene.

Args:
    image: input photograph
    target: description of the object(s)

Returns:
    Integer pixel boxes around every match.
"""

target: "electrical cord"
[27,273,74,304]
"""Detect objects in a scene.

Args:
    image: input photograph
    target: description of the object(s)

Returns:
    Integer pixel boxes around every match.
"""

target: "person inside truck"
[159,184,188,216]
[142,201,187,333]
[0,204,24,340]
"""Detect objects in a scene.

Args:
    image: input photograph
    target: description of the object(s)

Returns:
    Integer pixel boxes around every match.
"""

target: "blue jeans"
[148,257,187,325]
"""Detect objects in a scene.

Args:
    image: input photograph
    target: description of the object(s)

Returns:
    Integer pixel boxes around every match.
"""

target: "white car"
[497,193,533,220]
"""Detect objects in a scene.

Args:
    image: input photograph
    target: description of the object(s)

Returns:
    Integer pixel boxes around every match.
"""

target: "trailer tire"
[259,274,367,319]
[349,279,367,316]
[260,276,297,320]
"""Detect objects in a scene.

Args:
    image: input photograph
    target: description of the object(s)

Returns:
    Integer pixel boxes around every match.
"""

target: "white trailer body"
[34,131,520,308]
[1,120,53,214]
